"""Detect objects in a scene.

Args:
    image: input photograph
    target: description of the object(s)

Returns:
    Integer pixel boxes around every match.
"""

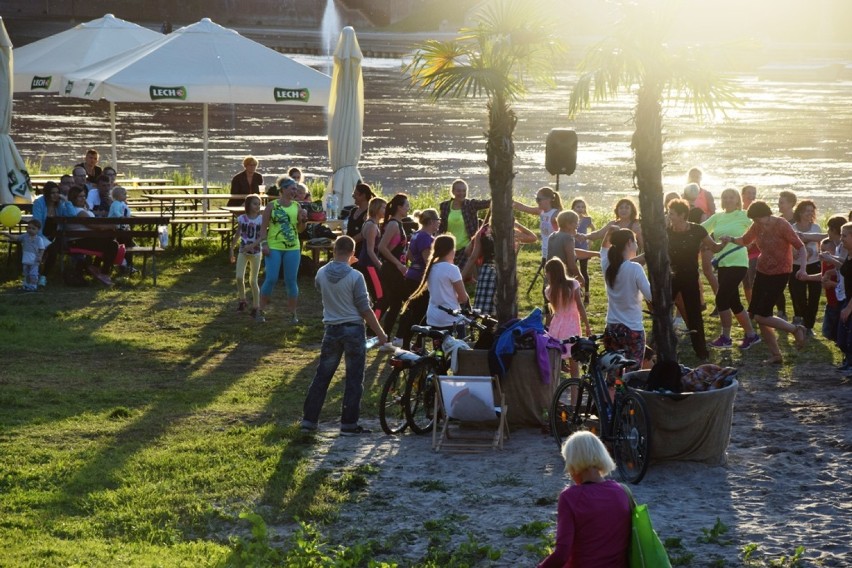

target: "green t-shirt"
[267,200,301,251]
[447,208,469,250]
[701,209,751,268]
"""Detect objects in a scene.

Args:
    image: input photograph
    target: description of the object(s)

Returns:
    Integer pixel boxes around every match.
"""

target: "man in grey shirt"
[301,236,388,436]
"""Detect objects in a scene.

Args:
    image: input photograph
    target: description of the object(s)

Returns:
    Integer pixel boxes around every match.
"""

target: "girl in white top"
[599,228,652,367]
[513,186,562,260]
[407,234,469,329]
[230,194,264,317]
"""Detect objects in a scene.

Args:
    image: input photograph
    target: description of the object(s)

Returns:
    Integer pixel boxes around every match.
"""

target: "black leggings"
[672,272,708,359]
[715,266,747,314]
[378,263,409,335]
[789,262,822,329]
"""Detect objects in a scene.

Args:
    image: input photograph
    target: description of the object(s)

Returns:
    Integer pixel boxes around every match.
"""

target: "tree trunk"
[486,96,518,324]
[633,84,677,362]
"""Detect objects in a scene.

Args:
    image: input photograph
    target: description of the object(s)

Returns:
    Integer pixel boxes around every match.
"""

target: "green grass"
[0,213,839,564]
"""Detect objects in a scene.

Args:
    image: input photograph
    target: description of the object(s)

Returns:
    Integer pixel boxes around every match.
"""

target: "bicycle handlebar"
[436,305,496,331]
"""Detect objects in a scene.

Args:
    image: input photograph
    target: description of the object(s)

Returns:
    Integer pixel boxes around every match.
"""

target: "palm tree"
[406,0,564,323]
[568,1,738,362]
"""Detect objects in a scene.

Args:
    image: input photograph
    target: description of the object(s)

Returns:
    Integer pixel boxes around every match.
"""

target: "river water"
[10,55,852,215]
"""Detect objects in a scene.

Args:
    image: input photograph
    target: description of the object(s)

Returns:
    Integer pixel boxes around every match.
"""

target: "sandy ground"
[297,359,851,567]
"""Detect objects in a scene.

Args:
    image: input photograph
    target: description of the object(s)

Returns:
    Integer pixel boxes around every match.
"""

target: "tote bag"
[621,484,672,568]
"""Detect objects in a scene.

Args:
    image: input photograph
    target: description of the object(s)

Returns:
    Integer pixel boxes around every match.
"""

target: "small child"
[545,257,590,378]
[108,185,131,221]
[230,194,264,318]
[108,186,135,273]
[5,219,47,291]
[571,198,596,304]
[513,186,562,261]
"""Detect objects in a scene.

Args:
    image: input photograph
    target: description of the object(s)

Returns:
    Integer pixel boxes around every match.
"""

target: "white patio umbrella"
[63,18,331,194]
[12,13,162,169]
[326,26,364,209]
[0,17,32,204]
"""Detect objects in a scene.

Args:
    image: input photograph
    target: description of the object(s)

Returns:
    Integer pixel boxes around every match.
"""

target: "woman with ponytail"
[377,193,411,335]
[600,228,652,367]
[355,197,387,312]
[408,234,469,330]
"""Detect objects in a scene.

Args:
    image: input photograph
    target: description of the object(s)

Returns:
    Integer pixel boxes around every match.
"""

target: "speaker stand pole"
[555,173,560,192]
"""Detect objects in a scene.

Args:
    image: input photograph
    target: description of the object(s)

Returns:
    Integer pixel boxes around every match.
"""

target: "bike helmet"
[598,351,636,373]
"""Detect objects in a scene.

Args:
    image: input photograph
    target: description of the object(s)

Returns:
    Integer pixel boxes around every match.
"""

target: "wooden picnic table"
[143,193,265,218]
[29,176,175,190]
[127,184,221,195]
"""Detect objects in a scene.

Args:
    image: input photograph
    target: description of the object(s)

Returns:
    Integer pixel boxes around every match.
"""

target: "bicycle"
[549,332,652,484]
[378,307,496,435]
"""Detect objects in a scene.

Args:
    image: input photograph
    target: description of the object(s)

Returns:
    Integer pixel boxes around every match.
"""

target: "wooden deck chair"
[432,375,508,452]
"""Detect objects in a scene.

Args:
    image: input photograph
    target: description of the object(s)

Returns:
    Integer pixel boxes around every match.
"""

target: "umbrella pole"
[202,102,208,236]
[110,101,117,170]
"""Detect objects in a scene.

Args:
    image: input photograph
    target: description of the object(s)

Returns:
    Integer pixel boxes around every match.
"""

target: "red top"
[538,480,631,568]
[742,216,804,275]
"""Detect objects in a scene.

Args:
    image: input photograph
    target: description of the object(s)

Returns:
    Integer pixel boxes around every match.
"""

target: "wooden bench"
[55,216,170,285]
[168,217,232,247]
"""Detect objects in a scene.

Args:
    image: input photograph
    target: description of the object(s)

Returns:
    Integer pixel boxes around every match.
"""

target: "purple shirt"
[404,230,434,281]
[538,480,631,568]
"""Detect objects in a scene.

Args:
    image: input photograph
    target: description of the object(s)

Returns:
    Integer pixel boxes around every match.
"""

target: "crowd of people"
[300,165,852,445]
[18,153,852,429]
[18,149,141,287]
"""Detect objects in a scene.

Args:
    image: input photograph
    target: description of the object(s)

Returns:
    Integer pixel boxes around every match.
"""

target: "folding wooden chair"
[432,375,508,452]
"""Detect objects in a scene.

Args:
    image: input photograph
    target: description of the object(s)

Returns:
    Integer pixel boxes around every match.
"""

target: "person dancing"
[723,201,808,364]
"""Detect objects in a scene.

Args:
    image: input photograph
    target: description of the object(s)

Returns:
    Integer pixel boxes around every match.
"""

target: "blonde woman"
[538,431,631,568]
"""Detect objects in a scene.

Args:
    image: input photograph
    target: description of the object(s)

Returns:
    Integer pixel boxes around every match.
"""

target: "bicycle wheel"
[404,359,439,434]
[613,390,651,484]
[379,368,409,435]
[550,378,600,449]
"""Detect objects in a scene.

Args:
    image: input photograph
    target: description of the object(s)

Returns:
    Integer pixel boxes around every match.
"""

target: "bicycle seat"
[410,325,448,340]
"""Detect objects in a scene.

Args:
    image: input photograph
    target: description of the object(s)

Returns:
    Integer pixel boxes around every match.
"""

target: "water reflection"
[10,57,852,214]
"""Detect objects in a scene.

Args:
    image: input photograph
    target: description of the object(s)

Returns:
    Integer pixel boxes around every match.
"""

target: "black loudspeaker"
[545,129,577,176]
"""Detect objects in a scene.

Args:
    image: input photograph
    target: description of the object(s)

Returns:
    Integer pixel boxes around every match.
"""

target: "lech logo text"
[149,86,187,100]
[274,88,310,103]
[31,76,52,90]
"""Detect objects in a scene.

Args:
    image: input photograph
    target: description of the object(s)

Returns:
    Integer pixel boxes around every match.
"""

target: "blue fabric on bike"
[489,308,565,383]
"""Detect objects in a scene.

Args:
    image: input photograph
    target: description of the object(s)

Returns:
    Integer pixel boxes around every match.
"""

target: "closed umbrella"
[0,17,31,204]
[12,14,162,169]
[327,26,364,209]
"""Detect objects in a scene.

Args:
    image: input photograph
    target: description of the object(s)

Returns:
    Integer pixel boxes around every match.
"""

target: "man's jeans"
[302,322,366,429]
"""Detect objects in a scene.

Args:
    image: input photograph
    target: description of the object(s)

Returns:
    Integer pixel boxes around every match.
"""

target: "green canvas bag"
[621,483,672,568]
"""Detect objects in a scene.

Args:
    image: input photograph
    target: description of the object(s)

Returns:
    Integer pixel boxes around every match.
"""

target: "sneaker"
[340,425,372,436]
[237,299,247,312]
[95,273,113,286]
[391,337,403,348]
[738,334,762,350]
[300,421,317,433]
[255,311,266,323]
[291,314,299,324]
[709,335,733,348]
[38,275,47,287]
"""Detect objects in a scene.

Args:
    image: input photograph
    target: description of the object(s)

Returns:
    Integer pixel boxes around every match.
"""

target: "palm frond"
[406,0,563,103]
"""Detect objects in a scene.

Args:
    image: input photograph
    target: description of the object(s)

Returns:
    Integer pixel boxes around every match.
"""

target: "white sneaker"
[391,337,403,348]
